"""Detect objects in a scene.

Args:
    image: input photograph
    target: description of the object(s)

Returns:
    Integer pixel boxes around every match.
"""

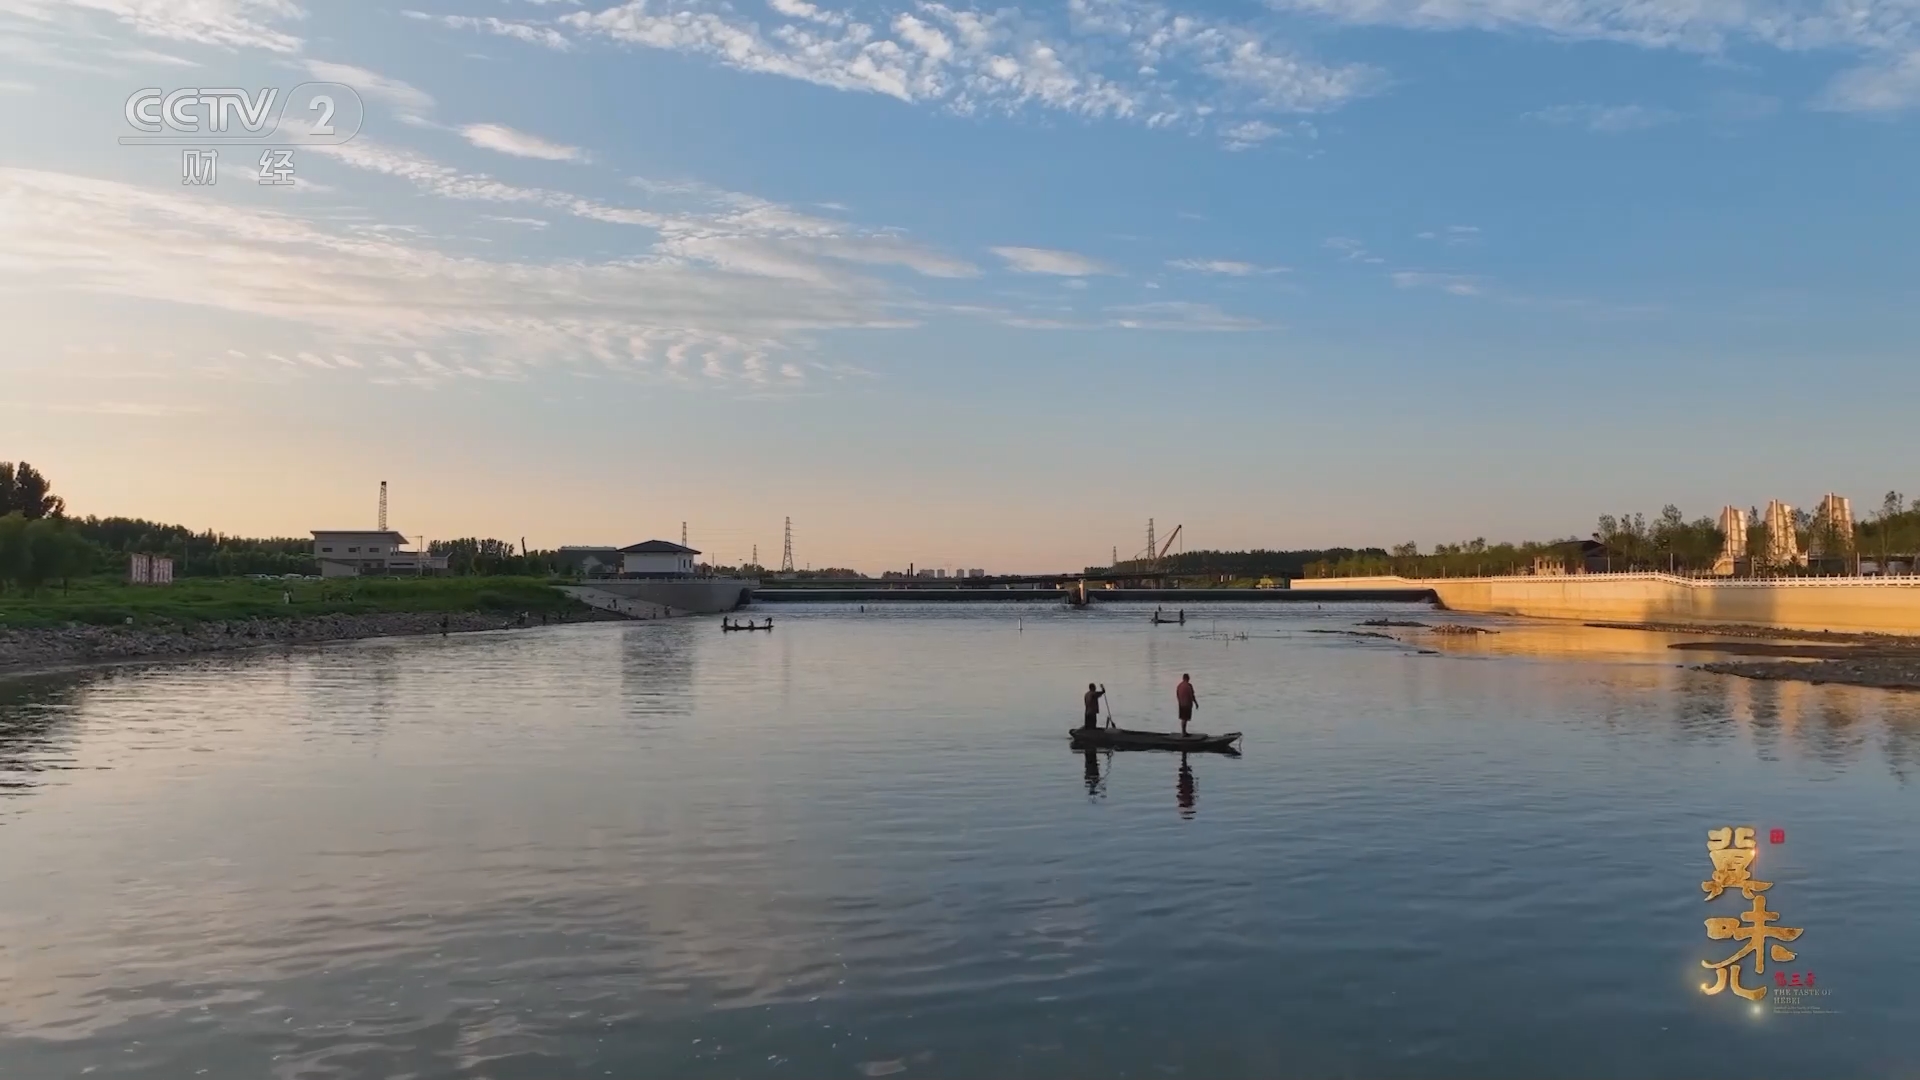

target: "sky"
[1,0,1916,573]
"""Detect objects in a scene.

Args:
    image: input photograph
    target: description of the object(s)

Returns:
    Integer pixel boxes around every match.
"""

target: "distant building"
[555,546,624,576]
[967,569,986,578]
[1529,539,1614,575]
[935,568,948,579]
[1763,501,1804,569]
[1807,493,1855,564]
[1713,506,1750,577]
[312,530,448,577]
[619,539,699,577]
[128,552,174,585]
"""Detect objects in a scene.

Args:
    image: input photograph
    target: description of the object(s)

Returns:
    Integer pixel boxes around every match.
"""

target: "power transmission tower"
[681,521,687,547]
[1146,518,1156,570]
[1112,546,1118,567]
[781,517,795,572]
[752,544,758,568]
[378,480,387,531]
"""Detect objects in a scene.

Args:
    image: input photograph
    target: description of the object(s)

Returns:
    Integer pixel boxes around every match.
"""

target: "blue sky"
[1,0,1915,571]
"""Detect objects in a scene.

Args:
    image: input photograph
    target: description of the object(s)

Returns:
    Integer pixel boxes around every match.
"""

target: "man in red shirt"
[1176,674,1198,734]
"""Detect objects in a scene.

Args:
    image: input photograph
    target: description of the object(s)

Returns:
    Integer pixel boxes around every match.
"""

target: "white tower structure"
[1713,505,1748,576]
[1763,500,1803,569]
[1808,493,1855,562]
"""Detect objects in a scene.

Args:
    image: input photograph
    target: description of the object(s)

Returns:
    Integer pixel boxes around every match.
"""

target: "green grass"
[0,575,584,628]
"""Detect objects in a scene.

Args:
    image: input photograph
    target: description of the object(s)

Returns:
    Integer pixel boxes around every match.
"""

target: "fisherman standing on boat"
[1175,674,1198,734]
[1083,683,1106,731]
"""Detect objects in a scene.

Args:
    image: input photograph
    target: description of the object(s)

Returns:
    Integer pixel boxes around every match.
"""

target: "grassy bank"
[0,575,583,629]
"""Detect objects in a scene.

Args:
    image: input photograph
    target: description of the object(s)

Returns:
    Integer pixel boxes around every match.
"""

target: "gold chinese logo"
[1700,826,1803,1001]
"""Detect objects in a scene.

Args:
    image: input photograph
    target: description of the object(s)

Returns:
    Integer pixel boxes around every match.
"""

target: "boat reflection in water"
[1079,746,1209,818]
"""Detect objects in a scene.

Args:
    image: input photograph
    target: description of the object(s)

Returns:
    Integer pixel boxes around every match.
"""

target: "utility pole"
[378,480,387,531]
[781,517,795,572]
[681,521,687,547]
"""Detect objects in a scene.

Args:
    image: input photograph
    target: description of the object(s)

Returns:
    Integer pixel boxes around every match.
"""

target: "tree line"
[1302,494,1920,579]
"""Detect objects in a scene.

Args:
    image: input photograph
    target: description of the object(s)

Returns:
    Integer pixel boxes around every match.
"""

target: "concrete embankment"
[1293,573,1920,635]
[0,609,617,679]
[578,578,755,614]
[753,587,1433,603]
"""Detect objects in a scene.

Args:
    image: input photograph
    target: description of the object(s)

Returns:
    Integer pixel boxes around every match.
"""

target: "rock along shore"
[0,609,624,679]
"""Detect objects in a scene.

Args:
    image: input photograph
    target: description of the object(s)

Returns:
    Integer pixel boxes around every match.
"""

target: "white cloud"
[481,214,551,228]
[304,137,981,282]
[1167,258,1287,275]
[991,245,1117,275]
[0,80,35,93]
[0,167,972,391]
[1322,236,1383,263]
[15,0,308,52]
[1391,271,1482,296]
[1525,103,1679,132]
[1263,0,1914,55]
[303,60,436,119]
[1107,301,1269,329]
[460,122,586,161]
[403,11,574,50]
[1220,119,1283,150]
[1818,50,1920,111]
[1415,224,1480,245]
[439,0,1385,143]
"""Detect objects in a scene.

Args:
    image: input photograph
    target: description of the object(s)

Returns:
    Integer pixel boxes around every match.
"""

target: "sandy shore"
[0,609,625,681]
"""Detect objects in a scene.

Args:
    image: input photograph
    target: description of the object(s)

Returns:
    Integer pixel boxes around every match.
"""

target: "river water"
[2,603,1916,1079]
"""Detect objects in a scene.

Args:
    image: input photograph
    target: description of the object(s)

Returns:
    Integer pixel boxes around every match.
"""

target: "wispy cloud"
[406,0,1387,145]
[0,80,35,94]
[0,166,990,392]
[1414,225,1480,245]
[1391,271,1482,296]
[306,137,980,281]
[1817,49,1920,111]
[1525,103,1679,132]
[1323,236,1383,264]
[22,0,307,52]
[992,245,1117,275]
[303,60,437,121]
[460,122,587,161]
[1167,258,1287,275]
[402,10,575,50]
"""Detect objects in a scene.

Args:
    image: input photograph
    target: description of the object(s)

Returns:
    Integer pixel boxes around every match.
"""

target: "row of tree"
[1303,494,1920,579]
[0,515,93,594]
[0,462,64,520]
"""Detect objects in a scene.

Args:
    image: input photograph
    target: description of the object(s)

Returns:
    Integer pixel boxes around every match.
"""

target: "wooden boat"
[721,621,773,632]
[1150,613,1185,625]
[1069,726,1241,754]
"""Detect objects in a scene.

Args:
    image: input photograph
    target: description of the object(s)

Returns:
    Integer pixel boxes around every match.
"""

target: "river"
[2,603,1915,1078]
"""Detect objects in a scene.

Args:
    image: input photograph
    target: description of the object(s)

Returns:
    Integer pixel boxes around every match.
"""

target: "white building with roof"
[312,530,449,577]
[619,539,700,577]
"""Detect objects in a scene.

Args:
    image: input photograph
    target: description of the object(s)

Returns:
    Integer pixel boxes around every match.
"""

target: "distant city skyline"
[3,1,1915,571]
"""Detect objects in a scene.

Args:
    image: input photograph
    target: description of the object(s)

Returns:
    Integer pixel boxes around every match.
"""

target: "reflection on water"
[1,604,1917,1079]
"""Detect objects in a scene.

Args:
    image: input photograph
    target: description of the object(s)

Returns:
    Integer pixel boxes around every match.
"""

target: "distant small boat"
[1150,612,1185,625]
[722,620,772,632]
[1069,726,1240,754]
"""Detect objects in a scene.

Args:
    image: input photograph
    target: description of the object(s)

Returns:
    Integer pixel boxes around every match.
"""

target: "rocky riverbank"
[0,608,624,679]
[1696,657,1920,691]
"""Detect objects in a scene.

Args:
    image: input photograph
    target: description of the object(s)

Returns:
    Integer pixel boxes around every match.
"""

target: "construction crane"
[1154,523,1183,571]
